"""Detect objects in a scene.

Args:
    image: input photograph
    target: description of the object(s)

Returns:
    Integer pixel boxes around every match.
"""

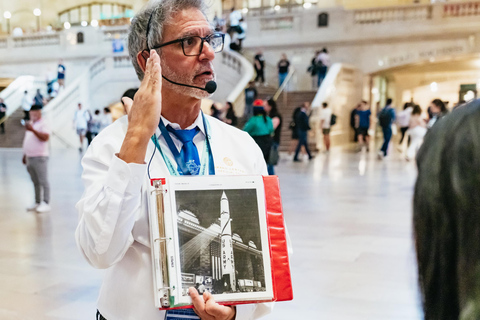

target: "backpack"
[330,114,337,126]
[378,108,393,128]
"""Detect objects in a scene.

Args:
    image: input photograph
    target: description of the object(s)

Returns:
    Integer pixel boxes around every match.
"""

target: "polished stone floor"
[0,145,422,320]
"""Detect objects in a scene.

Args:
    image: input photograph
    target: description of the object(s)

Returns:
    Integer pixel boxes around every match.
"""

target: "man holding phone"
[76,1,273,319]
[22,104,51,213]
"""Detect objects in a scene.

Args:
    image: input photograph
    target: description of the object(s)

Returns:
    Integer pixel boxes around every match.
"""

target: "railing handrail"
[273,67,295,101]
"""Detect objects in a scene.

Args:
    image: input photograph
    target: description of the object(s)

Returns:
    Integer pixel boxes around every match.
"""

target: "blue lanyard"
[151,112,215,176]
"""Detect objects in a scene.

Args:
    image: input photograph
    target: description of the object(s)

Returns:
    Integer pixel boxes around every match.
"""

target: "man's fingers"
[189,287,206,315]
[204,292,234,319]
[140,51,154,87]
[121,97,133,115]
[148,50,162,93]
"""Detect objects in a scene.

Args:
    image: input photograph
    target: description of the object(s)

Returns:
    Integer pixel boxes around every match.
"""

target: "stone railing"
[103,26,129,41]
[113,55,132,68]
[354,5,432,24]
[13,34,61,48]
[443,1,480,17]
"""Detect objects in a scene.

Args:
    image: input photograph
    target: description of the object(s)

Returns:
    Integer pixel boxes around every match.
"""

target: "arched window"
[77,32,84,44]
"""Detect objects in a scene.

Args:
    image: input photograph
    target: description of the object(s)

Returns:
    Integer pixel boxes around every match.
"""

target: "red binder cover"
[156,175,293,310]
[263,175,293,303]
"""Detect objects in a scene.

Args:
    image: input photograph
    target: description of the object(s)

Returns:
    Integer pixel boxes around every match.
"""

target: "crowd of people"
[73,103,113,152]
[348,97,453,161]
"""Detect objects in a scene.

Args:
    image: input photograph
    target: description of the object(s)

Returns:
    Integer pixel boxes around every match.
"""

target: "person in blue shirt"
[243,99,274,163]
[57,59,66,89]
[356,100,371,152]
[378,98,396,159]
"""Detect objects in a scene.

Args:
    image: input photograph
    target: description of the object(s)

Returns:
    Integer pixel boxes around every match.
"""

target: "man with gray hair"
[76,1,274,319]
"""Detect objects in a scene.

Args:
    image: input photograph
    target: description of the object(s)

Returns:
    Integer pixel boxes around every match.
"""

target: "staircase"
[238,84,317,153]
[0,107,26,148]
[274,91,318,153]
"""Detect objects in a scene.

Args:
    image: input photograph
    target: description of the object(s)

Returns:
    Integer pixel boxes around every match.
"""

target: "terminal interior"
[0,0,479,319]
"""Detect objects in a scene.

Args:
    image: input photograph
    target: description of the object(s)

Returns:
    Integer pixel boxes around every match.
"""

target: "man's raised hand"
[119,50,162,164]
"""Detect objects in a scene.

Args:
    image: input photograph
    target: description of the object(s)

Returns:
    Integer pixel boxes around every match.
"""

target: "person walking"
[397,102,413,146]
[244,81,257,121]
[319,102,332,152]
[243,99,274,164]
[293,102,313,162]
[264,98,282,175]
[34,89,44,107]
[350,103,361,142]
[308,51,320,90]
[405,105,427,161]
[315,48,330,88]
[0,98,6,134]
[99,107,113,131]
[378,98,396,159]
[277,53,290,88]
[57,59,66,90]
[21,90,31,124]
[356,101,371,152]
[73,103,90,152]
[86,109,101,146]
[254,50,265,85]
[288,105,302,155]
[22,104,51,213]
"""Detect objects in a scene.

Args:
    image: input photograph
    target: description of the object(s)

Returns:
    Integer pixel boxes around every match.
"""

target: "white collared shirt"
[75,113,272,320]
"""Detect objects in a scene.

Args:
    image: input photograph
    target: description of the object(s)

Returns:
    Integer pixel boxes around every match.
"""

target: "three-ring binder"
[148,175,293,310]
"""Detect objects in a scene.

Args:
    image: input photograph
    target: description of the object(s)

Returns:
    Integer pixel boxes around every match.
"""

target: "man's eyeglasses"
[145,9,225,56]
[151,33,225,56]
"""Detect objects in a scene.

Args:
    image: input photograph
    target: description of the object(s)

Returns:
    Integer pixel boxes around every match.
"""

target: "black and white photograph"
[174,188,268,297]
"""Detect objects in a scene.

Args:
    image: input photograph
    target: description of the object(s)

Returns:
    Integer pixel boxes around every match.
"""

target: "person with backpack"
[293,102,314,162]
[378,98,396,159]
[319,102,334,152]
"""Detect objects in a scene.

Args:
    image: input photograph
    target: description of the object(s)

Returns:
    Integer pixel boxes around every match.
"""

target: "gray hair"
[128,0,208,81]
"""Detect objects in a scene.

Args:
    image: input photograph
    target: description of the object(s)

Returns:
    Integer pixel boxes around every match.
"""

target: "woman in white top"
[406,105,427,161]
[100,107,113,132]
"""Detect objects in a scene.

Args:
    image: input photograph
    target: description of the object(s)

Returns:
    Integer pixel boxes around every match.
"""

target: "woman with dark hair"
[427,98,448,128]
[397,102,413,145]
[264,98,282,175]
[405,105,426,161]
[223,101,237,126]
[414,99,480,319]
[243,99,274,164]
[210,103,221,120]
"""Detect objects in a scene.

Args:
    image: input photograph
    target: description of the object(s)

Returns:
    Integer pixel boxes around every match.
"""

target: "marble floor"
[0,145,423,320]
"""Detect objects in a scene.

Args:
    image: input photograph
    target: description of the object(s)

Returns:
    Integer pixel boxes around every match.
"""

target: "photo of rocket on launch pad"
[174,188,267,296]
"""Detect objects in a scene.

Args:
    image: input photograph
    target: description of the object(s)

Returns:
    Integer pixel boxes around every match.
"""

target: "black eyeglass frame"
[151,33,225,56]
[144,8,225,57]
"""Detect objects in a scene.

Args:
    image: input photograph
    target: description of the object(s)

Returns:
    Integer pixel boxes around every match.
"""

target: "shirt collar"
[161,112,205,136]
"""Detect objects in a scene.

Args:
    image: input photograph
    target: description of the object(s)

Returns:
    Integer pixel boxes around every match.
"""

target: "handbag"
[268,144,279,166]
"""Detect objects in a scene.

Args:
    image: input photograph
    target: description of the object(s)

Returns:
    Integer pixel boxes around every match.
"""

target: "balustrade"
[13,34,60,48]
[354,5,432,24]
[444,2,480,17]
[113,55,132,68]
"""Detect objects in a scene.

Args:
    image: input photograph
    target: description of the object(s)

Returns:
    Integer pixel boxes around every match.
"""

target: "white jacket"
[75,113,273,320]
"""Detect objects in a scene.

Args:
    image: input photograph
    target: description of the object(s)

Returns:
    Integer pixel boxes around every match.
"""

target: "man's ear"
[137,50,150,73]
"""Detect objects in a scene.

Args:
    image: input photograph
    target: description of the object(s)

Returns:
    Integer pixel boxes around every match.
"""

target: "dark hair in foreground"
[414,99,480,319]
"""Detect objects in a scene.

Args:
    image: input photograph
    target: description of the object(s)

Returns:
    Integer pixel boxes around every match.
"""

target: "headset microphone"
[162,75,217,94]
